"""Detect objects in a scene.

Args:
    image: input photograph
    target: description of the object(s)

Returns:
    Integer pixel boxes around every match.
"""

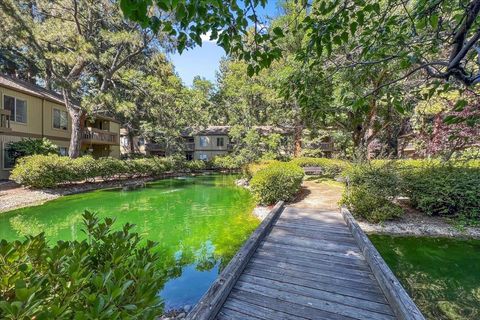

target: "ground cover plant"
[0,211,164,319]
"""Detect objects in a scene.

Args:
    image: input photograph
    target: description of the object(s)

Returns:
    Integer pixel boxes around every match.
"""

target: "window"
[58,147,68,156]
[137,137,145,146]
[3,144,15,169]
[199,136,208,147]
[53,108,68,130]
[4,95,27,123]
[217,137,224,147]
[199,153,208,161]
[120,136,129,148]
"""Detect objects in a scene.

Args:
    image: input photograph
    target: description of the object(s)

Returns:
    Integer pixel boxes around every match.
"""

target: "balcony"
[146,142,166,151]
[82,127,119,145]
[0,109,11,133]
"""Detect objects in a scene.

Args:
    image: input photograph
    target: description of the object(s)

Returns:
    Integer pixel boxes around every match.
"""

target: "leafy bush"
[341,162,403,222]
[250,162,304,205]
[0,211,163,319]
[242,160,280,179]
[211,155,241,170]
[185,160,206,172]
[6,138,58,159]
[290,157,349,177]
[11,155,188,188]
[399,160,480,219]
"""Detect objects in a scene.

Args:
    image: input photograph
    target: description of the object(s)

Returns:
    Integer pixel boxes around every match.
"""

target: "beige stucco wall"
[193,150,228,161]
[1,86,43,135]
[43,100,71,139]
[194,135,229,151]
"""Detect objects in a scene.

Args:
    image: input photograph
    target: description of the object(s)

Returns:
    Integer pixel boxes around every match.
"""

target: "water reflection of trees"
[371,236,480,320]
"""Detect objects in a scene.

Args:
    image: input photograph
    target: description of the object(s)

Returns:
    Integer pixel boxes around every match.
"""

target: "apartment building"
[182,126,233,161]
[0,75,120,179]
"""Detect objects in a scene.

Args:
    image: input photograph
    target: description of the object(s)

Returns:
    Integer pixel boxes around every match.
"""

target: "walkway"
[188,180,424,320]
[217,206,395,320]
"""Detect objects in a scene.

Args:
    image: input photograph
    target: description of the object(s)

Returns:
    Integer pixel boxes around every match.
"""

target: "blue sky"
[169,1,282,86]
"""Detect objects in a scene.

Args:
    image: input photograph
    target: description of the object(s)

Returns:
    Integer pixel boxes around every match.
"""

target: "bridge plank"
[190,204,423,320]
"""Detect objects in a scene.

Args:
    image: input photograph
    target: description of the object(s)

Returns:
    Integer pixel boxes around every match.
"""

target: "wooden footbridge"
[187,202,424,320]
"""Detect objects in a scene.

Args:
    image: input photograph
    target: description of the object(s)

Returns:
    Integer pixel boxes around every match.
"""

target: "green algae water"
[370,235,480,320]
[0,174,258,311]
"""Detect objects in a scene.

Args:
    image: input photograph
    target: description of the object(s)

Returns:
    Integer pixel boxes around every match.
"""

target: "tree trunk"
[62,89,84,158]
[129,133,135,154]
[293,102,303,157]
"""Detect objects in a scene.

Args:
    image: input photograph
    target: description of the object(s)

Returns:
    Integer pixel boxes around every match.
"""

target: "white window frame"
[53,108,68,130]
[217,137,224,147]
[199,153,208,161]
[199,136,208,147]
[3,94,27,124]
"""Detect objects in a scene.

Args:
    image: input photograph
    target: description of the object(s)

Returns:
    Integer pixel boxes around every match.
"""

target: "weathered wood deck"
[187,204,424,320]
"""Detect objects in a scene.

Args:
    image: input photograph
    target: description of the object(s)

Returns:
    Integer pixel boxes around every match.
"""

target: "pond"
[0,174,259,311]
[370,235,480,320]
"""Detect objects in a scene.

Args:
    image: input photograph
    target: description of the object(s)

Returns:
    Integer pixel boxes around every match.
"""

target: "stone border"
[186,201,285,320]
[341,207,425,320]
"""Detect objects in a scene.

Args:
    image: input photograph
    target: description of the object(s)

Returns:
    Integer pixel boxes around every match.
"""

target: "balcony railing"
[0,109,11,132]
[146,142,166,151]
[82,127,119,145]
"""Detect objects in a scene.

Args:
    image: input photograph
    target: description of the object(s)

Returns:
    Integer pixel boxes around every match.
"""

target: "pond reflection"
[370,235,480,320]
[0,175,258,310]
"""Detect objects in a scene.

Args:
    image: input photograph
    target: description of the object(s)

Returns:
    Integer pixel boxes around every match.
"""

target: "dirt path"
[289,178,343,211]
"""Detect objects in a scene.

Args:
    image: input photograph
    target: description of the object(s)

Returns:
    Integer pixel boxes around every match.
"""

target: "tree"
[0,0,164,157]
[412,91,480,159]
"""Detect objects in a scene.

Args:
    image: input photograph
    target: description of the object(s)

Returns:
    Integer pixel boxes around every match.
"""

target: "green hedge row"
[289,157,350,178]
[249,161,304,205]
[341,159,480,222]
[11,155,206,188]
[398,160,480,220]
[0,211,163,319]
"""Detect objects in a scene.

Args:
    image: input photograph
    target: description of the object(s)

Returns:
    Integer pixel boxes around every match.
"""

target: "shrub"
[341,162,403,222]
[0,211,164,319]
[185,160,206,172]
[399,160,480,219]
[290,157,349,177]
[242,160,280,179]
[250,162,304,205]
[11,155,187,188]
[211,155,241,170]
[6,138,58,160]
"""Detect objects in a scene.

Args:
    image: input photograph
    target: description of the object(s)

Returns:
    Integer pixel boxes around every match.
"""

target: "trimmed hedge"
[289,157,349,178]
[250,162,304,205]
[398,160,480,220]
[11,155,200,188]
[243,160,280,180]
[341,159,480,222]
[0,211,163,319]
[341,162,403,223]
